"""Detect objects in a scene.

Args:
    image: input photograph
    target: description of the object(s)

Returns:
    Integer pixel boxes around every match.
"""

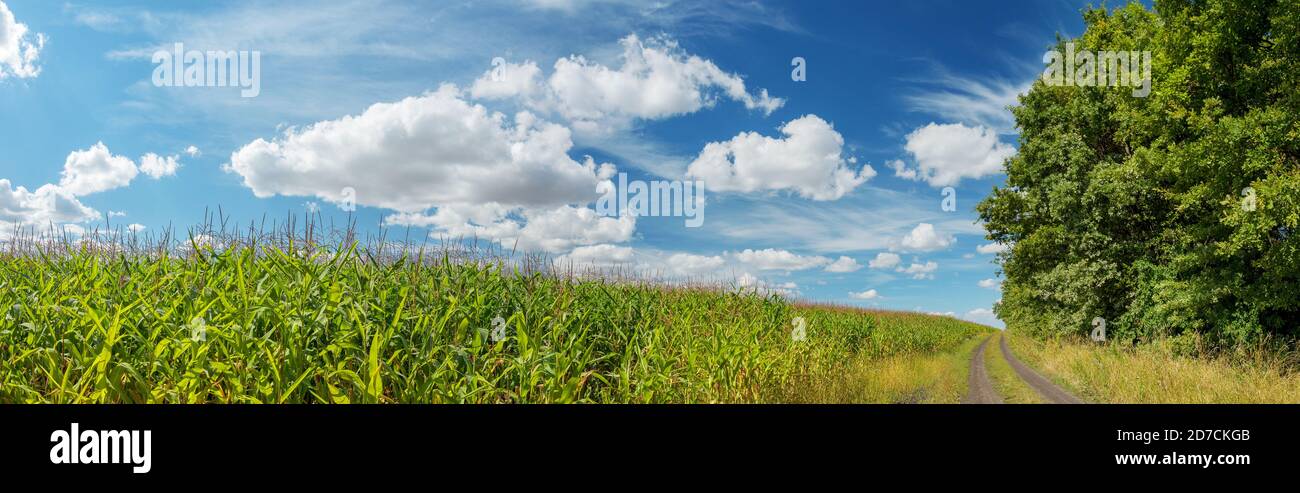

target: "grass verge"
[1005,333,1300,403]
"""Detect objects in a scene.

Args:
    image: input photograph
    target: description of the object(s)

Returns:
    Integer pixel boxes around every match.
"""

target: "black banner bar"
[2,405,1292,483]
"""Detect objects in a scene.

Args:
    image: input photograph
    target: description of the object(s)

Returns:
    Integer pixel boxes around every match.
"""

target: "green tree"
[979,0,1300,348]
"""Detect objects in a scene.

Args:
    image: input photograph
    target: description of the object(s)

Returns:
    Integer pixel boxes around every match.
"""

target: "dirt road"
[963,333,1084,404]
[962,336,1002,404]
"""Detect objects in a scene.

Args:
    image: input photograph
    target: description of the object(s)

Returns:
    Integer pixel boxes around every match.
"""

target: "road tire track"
[998,335,1083,404]
[962,336,1002,404]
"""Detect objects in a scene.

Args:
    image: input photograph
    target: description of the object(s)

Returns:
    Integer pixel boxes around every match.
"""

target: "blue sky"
[0,0,1118,328]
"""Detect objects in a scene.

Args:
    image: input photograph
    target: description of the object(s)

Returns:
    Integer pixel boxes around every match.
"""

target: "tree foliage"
[979,0,1300,347]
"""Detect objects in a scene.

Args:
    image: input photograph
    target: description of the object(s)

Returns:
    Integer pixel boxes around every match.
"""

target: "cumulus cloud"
[868,252,901,269]
[0,1,44,79]
[471,34,782,130]
[893,123,1015,187]
[663,252,726,277]
[0,141,177,239]
[59,142,139,196]
[849,289,879,300]
[896,261,938,280]
[977,242,1009,255]
[556,243,635,267]
[389,203,635,253]
[824,256,861,273]
[227,85,643,254]
[898,223,953,251]
[737,273,799,297]
[184,145,201,157]
[885,159,917,181]
[978,278,1000,289]
[732,248,829,271]
[0,181,99,228]
[470,59,544,101]
[127,223,146,233]
[686,115,874,200]
[139,153,181,179]
[228,85,612,213]
[963,308,1000,327]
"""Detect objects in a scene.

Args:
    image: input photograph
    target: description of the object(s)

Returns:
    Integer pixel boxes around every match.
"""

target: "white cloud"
[127,223,146,233]
[231,83,639,256]
[0,181,99,234]
[894,123,1015,187]
[184,145,201,157]
[978,278,1000,289]
[556,243,635,267]
[0,1,44,79]
[390,203,635,254]
[714,186,986,254]
[518,0,637,13]
[470,59,544,100]
[139,153,181,179]
[68,7,124,32]
[977,242,1009,255]
[849,289,879,300]
[732,248,829,271]
[898,223,953,251]
[663,252,725,277]
[686,115,874,200]
[59,142,139,196]
[886,159,917,181]
[0,141,172,237]
[867,252,901,269]
[963,308,1000,327]
[824,256,861,273]
[472,34,783,130]
[737,273,799,297]
[896,261,938,280]
[904,72,1029,134]
[510,205,634,252]
[228,84,613,214]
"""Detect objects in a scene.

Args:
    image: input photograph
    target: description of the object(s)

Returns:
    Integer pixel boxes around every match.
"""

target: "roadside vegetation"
[1004,333,1300,404]
[783,323,985,403]
[979,1,1300,350]
[0,223,992,404]
[974,0,1300,403]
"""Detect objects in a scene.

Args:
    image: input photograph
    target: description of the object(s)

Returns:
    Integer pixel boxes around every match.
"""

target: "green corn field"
[0,222,993,404]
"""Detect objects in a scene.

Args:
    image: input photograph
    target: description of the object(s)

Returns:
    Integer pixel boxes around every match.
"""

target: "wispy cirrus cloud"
[710,185,983,254]
[902,66,1033,135]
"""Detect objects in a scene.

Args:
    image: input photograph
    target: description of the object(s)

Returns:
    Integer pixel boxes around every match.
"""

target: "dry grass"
[1005,333,1300,403]
[784,336,982,403]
